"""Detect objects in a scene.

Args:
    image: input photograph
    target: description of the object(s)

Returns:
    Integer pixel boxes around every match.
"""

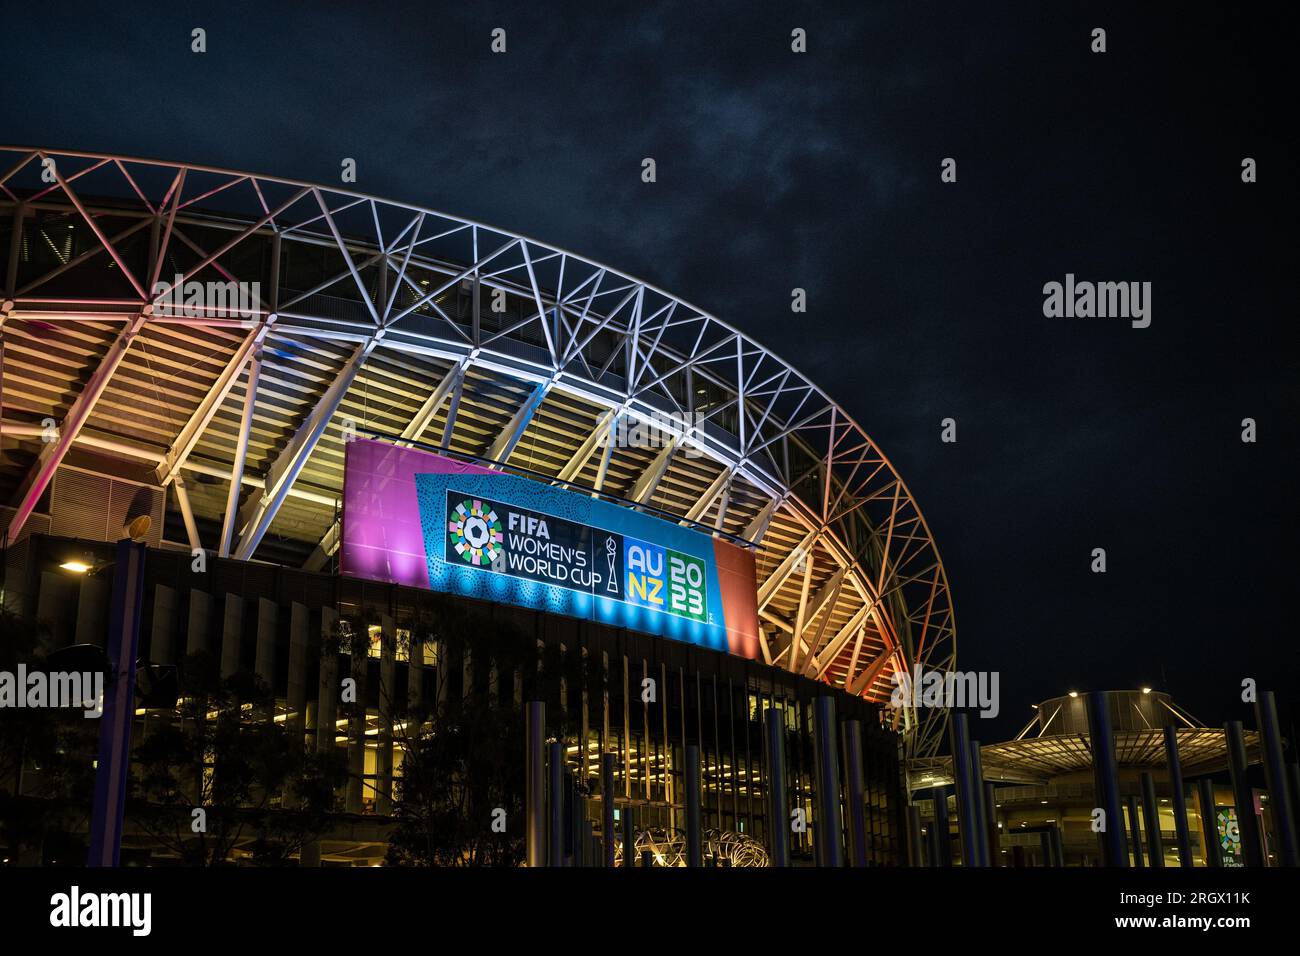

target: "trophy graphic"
[604,535,619,593]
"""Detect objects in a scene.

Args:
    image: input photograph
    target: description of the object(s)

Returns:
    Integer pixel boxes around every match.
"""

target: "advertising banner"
[340,438,759,658]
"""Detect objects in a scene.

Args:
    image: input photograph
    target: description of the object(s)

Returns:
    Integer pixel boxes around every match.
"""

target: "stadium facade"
[0,147,956,866]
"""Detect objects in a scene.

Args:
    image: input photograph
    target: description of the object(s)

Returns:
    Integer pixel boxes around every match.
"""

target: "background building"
[911,691,1282,867]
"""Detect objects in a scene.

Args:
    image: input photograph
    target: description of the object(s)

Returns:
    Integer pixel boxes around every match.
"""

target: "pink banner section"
[339,439,492,588]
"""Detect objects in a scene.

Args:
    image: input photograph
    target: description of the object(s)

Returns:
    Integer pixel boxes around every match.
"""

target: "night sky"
[5,1,1296,740]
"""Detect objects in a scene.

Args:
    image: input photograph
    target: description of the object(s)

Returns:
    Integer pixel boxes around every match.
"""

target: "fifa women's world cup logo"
[448,499,504,566]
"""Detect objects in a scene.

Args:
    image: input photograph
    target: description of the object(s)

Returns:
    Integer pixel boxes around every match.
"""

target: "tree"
[0,610,98,865]
[128,650,347,866]
[385,608,534,867]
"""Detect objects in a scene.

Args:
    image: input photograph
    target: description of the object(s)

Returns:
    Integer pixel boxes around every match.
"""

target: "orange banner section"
[713,538,760,660]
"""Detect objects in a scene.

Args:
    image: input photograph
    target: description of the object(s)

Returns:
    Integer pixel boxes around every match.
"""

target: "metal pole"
[601,751,617,868]
[1087,691,1128,866]
[984,782,1000,866]
[622,805,635,868]
[1163,726,1193,867]
[87,539,146,867]
[685,743,702,867]
[1141,771,1164,867]
[842,719,868,867]
[969,739,990,867]
[1254,691,1299,866]
[907,803,925,867]
[548,740,565,867]
[1197,778,1222,868]
[813,696,845,867]
[765,706,790,867]
[567,769,582,867]
[1051,825,1064,866]
[947,712,980,867]
[1225,720,1265,867]
[1127,796,1145,867]
[525,701,546,867]
[1039,830,1051,867]
[931,785,951,867]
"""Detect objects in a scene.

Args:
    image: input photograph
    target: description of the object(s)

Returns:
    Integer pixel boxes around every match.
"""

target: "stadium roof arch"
[0,146,956,758]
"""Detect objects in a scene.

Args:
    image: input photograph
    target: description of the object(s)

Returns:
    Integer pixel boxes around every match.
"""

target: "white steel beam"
[153,325,265,486]
[485,379,550,465]
[219,349,262,557]
[683,467,731,524]
[755,528,817,610]
[232,340,374,560]
[555,408,617,484]
[3,313,146,544]
[628,436,678,505]
[848,648,897,697]
[399,358,467,446]
[743,497,781,545]
[172,475,202,551]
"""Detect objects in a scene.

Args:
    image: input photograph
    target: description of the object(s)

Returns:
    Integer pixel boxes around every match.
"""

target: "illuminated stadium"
[0,147,956,866]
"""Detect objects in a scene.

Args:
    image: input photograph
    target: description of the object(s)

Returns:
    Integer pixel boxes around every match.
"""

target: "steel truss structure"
[0,147,955,758]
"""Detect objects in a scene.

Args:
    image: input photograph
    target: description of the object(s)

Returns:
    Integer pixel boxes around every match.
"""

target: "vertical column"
[1254,691,1299,867]
[149,583,176,665]
[254,598,277,722]
[931,786,952,867]
[220,593,243,678]
[601,751,617,868]
[1163,726,1193,866]
[1224,721,1265,867]
[285,602,309,809]
[1140,770,1164,867]
[526,701,546,867]
[567,768,582,867]
[947,712,979,867]
[814,696,844,867]
[435,636,450,717]
[376,615,396,816]
[86,540,145,868]
[1197,778,1222,867]
[1086,691,1128,866]
[345,622,367,814]
[969,739,990,867]
[686,743,702,867]
[300,612,325,880]
[185,588,210,657]
[765,706,790,867]
[842,719,869,867]
[316,607,339,755]
[622,804,635,868]
[74,574,109,648]
[1127,796,1145,867]
[406,626,424,721]
[548,740,565,867]
[907,803,924,867]
[984,782,1000,866]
